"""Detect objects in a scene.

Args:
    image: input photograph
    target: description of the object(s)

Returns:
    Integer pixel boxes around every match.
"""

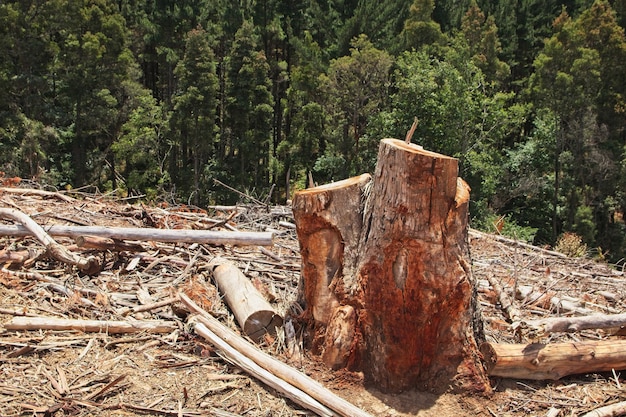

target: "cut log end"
[244,311,284,342]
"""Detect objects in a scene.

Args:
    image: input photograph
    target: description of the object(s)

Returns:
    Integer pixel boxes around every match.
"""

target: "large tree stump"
[292,139,489,393]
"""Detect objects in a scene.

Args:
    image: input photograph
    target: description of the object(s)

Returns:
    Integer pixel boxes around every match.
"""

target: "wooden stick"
[486,274,521,323]
[193,322,334,417]
[74,235,144,252]
[525,313,626,334]
[4,316,176,334]
[209,257,283,341]
[0,187,75,203]
[0,208,100,273]
[404,117,419,144]
[469,228,567,258]
[580,401,626,417]
[179,292,372,417]
[0,224,274,246]
[481,340,626,380]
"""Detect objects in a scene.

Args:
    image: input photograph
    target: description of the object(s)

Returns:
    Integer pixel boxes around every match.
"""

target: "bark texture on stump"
[292,139,488,393]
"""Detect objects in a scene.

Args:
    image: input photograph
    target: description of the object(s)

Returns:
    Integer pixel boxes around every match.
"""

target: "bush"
[554,232,588,258]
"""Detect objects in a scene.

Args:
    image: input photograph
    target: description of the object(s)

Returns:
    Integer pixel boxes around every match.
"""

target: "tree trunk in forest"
[292,138,489,394]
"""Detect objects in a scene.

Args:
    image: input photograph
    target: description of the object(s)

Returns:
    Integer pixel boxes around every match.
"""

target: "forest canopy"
[0,0,625,262]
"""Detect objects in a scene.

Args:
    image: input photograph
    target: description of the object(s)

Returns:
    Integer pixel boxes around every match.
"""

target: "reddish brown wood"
[293,139,489,393]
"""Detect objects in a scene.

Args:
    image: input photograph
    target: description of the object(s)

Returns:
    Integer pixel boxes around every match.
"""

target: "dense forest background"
[1,0,625,261]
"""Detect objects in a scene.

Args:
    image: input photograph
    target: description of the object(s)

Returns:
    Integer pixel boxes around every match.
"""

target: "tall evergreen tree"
[316,35,392,180]
[224,20,274,195]
[170,27,219,204]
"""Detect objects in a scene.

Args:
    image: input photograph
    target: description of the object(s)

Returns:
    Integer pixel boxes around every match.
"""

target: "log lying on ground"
[293,139,489,393]
[480,340,626,380]
[4,316,176,334]
[179,293,373,417]
[0,224,274,246]
[525,313,626,334]
[0,208,100,274]
[208,257,283,341]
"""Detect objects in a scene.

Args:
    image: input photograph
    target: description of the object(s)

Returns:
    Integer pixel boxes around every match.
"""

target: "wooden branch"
[486,274,521,323]
[0,248,43,267]
[0,187,75,203]
[469,229,567,258]
[481,340,626,380]
[580,401,626,417]
[404,117,419,144]
[0,224,274,246]
[74,235,144,252]
[179,292,373,417]
[209,257,283,341]
[193,322,334,417]
[0,208,100,274]
[4,316,177,334]
[525,313,626,334]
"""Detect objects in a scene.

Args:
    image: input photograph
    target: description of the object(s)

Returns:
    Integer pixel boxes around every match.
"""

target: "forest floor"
[1,184,625,417]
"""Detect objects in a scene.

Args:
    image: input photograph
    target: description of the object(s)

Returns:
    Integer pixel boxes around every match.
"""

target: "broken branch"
[0,224,273,246]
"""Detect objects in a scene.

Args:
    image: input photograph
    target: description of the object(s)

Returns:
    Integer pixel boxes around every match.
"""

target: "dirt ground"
[1,186,625,417]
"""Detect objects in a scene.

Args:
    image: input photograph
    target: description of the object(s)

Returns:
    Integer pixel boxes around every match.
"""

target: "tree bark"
[481,340,626,380]
[293,139,488,393]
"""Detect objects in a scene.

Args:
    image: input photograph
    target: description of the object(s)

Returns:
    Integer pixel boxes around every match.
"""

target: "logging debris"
[1,185,626,416]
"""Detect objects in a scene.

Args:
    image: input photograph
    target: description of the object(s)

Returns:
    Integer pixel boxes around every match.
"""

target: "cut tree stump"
[292,138,489,393]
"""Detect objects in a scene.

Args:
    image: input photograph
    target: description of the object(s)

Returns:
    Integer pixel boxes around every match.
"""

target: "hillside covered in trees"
[1,0,625,262]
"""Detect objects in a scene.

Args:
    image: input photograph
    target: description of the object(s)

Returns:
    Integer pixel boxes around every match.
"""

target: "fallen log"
[3,317,176,334]
[480,340,626,380]
[179,292,373,417]
[0,224,274,246]
[208,257,283,342]
[524,313,626,334]
[0,208,100,274]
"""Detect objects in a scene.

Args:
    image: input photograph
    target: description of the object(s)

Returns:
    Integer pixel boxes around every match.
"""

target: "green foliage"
[473,213,539,243]
[1,0,626,262]
[317,35,393,181]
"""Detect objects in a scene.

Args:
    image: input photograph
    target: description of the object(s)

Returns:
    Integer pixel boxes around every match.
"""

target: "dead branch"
[580,401,626,417]
[179,292,372,417]
[4,316,177,334]
[525,313,626,334]
[74,235,144,252]
[0,208,100,273]
[469,229,567,258]
[0,187,75,203]
[486,274,521,323]
[0,224,273,246]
